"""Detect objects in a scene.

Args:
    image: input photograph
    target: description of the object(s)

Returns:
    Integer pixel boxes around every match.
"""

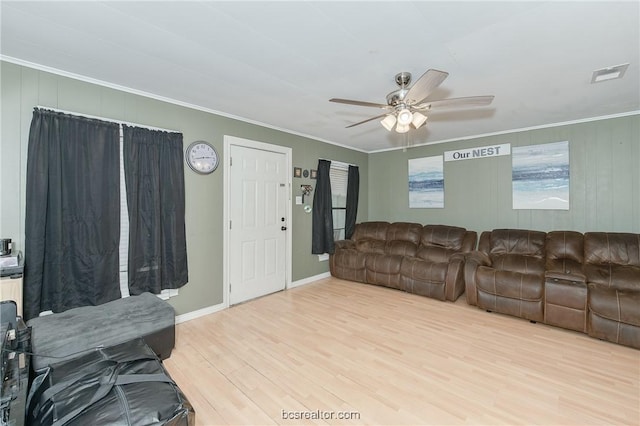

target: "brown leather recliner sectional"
[330,222,477,301]
[465,229,640,349]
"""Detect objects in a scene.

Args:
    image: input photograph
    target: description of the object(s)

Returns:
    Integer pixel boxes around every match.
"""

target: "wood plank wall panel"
[369,115,640,234]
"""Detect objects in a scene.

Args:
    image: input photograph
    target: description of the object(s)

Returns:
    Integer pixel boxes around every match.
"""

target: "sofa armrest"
[445,255,466,301]
[462,251,491,306]
[334,239,355,250]
[465,251,491,267]
[461,231,478,252]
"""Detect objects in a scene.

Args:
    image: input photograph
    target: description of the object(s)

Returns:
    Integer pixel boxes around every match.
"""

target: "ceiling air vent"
[591,63,629,83]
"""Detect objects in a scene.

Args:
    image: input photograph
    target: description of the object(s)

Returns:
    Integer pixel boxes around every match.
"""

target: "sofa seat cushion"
[332,249,367,269]
[584,264,640,291]
[366,254,403,274]
[400,257,448,283]
[588,285,640,327]
[491,254,546,275]
[330,249,367,283]
[475,267,544,301]
[365,253,403,289]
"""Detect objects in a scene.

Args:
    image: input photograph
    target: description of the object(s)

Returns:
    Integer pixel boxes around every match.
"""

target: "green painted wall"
[368,115,640,235]
[0,61,368,315]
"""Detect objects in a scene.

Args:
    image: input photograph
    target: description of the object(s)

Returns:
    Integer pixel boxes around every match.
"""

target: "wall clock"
[185,140,219,174]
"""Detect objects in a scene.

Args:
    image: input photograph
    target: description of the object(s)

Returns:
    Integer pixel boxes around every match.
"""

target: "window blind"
[330,163,349,240]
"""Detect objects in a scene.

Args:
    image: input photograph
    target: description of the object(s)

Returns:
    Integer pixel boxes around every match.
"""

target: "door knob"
[281,226,287,231]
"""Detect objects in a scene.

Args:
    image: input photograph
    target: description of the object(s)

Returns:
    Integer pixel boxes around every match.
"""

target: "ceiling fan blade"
[404,69,449,105]
[345,113,390,128]
[330,98,390,109]
[415,95,495,110]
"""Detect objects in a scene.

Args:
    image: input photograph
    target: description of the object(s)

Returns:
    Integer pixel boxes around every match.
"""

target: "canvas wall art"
[512,141,569,210]
[408,155,444,208]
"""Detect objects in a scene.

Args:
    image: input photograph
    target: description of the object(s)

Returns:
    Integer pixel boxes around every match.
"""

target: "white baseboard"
[174,272,332,323]
[288,271,331,289]
[175,302,226,324]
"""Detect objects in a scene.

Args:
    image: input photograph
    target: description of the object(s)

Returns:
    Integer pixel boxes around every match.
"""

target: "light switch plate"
[295,196,303,205]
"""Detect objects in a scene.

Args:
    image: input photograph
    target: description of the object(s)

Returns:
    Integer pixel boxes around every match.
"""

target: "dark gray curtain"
[311,159,334,254]
[24,109,121,321]
[345,165,360,239]
[122,125,188,295]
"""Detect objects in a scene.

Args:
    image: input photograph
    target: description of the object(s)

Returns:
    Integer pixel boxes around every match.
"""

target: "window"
[330,162,349,241]
[118,128,130,297]
[25,109,185,320]
[119,126,183,300]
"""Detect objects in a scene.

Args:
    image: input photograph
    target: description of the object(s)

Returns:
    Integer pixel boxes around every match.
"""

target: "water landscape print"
[512,141,569,210]
[408,155,444,208]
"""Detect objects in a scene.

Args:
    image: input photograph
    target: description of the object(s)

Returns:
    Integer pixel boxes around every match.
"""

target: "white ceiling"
[2,1,639,152]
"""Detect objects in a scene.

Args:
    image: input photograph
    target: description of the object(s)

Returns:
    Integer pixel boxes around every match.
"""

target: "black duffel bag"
[26,338,194,426]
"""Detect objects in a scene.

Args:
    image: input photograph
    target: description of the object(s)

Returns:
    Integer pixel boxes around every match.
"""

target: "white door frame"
[223,135,292,308]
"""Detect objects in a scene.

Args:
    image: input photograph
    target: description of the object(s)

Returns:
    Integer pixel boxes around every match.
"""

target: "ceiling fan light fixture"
[411,111,428,128]
[397,108,413,125]
[380,114,397,131]
[395,123,410,134]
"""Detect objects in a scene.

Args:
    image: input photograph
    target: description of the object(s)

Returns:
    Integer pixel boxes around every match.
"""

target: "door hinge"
[229,220,232,229]
[230,157,233,166]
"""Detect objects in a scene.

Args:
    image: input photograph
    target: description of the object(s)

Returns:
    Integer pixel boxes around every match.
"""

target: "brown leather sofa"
[330,222,477,301]
[465,229,640,349]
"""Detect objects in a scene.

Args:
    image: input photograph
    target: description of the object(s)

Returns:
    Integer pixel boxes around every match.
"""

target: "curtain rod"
[35,105,181,133]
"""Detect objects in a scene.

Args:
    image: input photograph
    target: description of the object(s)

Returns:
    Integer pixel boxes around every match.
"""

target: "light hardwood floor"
[163,277,640,425]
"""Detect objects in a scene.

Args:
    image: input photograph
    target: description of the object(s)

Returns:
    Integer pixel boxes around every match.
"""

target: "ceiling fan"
[330,69,494,133]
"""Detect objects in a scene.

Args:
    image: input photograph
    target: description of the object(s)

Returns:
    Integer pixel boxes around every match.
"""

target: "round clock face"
[186,141,219,174]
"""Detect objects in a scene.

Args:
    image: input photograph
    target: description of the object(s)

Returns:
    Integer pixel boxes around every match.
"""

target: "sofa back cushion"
[416,246,458,263]
[386,222,423,245]
[355,239,386,254]
[584,232,640,267]
[420,225,468,251]
[352,222,390,242]
[583,232,640,291]
[491,254,546,276]
[546,231,584,277]
[489,229,546,258]
[385,240,418,257]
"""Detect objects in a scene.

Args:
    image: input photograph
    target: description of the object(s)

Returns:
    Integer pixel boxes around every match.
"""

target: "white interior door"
[228,143,288,305]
